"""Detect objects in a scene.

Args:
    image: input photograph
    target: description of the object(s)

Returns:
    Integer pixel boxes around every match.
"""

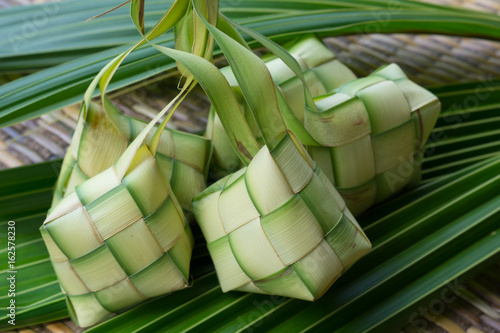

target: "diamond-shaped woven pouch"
[305,63,441,215]
[193,133,371,301]
[41,145,193,327]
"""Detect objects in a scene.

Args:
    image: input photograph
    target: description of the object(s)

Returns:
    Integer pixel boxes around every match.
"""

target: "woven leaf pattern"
[51,100,212,212]
[205,35,356,175]
[41,145,193,327]
[193,134,371,301]
[306,63,441,215]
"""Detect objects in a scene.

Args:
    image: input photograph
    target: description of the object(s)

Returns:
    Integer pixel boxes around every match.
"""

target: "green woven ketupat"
[155,8,371,301]
[41,77,199,326]
[52,97,212,212]
[306,63,441,215]
[193,133,371,301]
[39,1,216,327]
[41,143,193,327]
[205,35,356,175]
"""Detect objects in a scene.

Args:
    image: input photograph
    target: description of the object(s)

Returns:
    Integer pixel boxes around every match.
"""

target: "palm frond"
[2,79,500,330]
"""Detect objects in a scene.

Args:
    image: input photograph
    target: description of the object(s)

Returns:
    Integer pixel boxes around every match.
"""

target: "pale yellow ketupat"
[193,131,372,300]
[306,63,441,215]
[41,91,195,327]
[40,0,217,327]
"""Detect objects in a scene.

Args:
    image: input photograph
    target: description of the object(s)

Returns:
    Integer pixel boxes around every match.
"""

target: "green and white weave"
[41,144,193,327]
[205,35,356,175]
[193,133,371,301]
[52,98,212,212]
[306,63,441,215]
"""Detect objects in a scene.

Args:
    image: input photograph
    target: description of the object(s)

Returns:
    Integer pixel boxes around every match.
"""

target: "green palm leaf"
[2,0,499,70]
[2,0,500,331]
[2,80,500,330]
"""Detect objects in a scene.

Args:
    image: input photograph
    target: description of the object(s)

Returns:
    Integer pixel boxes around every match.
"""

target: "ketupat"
[193,132,371,300]
[40,91,195,327]
[307,63,441,215]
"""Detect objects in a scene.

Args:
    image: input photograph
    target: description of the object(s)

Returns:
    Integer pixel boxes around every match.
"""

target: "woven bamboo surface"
[1,0,500,332]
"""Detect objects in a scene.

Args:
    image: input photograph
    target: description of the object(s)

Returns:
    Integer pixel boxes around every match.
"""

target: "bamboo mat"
[1,0,500,332]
